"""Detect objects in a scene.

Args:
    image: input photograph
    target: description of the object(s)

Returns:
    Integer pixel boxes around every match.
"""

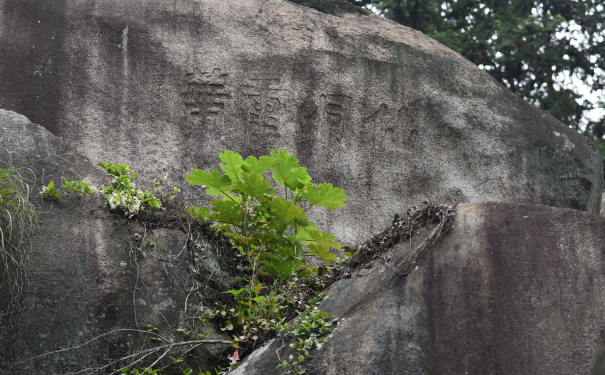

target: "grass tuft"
[0,166,37,306]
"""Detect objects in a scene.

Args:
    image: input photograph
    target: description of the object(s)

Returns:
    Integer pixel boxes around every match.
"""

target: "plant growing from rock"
[187,149,347,284]
[41,178,97,200]
[18,152,344,373]
[40,162,175,219]
[278,302,334,374]
[186,149,347,369]
[40,180,61,200]
[99,162,166,217]
[0,166,37,304]
[62,177,97,196]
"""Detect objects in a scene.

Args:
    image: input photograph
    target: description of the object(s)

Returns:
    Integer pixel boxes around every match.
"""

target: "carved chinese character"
[397,104,419,152]
[181,68,231,118]
[362,103,418,152]
[240,80,291,132]
[318,94,350,142]
[362,103,389,148]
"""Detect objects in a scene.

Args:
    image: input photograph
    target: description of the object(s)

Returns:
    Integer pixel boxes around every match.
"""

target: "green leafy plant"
[279,304,333,374]
[186,149,347,284]
[21,154,343,373]
[41,178,97,200]
[40,180,61,200]
[121,366,222,375]
[119,367,163,375]
[99,161,165,217]
[206,284,334,373]
[62,177,97,196]
[39,162,175,216]
[186,149,345,370]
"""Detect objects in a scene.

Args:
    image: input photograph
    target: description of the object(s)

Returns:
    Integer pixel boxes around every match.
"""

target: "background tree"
[347,0,605,175]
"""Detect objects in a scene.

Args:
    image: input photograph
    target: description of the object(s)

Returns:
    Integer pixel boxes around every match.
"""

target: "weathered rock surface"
[234,202,605,375]
[0,0,602,246]
[0,109,230,374]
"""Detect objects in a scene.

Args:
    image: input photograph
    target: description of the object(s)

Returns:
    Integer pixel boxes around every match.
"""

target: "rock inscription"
[239,79,291,134]
[181,68,231,118]
[363,103,418,152]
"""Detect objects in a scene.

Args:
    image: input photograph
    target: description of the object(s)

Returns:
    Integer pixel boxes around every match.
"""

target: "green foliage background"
[347,0,605,176]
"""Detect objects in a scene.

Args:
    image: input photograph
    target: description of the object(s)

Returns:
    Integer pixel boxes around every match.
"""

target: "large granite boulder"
[0,0,602,246]
[234,202,605,375]
[0,109,231,374]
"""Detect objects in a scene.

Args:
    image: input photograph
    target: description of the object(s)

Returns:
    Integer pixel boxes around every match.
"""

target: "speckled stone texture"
[0,0,602,247]
[233,202,605,375]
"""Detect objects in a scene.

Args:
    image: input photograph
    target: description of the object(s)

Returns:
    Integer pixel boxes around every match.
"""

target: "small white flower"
[108,192,120,209]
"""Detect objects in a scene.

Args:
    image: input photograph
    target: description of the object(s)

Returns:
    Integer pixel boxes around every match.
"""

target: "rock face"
[0,0,602,246]
[233,202,605,375]
[2,1,605,373]
[0,109,231,374]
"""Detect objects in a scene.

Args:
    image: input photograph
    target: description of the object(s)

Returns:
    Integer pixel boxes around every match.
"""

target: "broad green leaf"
[306,243,338,264]
[287,167,311,192]
[253,296,266,303]
[219,150,243,182]
[287,228,312,243]
[301,182,347,210]
[224,288,246,297]
[187,206,211,220]
[232,172,274,200]
[186,169,232,198]
[209,199,242,226]
[268,197,306,224]
[224,233,249,247]
[270,149,295,164]
[269,149,311,191]
[305,228,341,249]
[242,155,276,174]
[251,231,278,245]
